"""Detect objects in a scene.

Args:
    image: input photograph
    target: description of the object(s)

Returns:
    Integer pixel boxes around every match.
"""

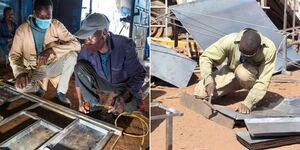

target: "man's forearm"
[76,87,83,106]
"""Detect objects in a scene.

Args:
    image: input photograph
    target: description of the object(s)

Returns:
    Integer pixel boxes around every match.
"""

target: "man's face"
[84,30,107,52]
[34,5,53,19]
[239,40,261,58]
[5,10,14,21]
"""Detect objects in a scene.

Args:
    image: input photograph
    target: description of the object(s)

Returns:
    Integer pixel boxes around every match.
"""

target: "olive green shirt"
[200,29,277,109]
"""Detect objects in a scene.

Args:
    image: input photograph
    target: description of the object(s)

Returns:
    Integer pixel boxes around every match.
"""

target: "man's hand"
[16,73,29,89]
[108,95,125,113]
[79,104,89,114]
[205,82,216,97]
[37,48,55,66]
[235,103,251,114]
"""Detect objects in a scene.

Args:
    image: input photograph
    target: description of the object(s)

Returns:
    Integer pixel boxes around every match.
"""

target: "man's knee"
[235,63,258,89]
[74,60,90,73]
[64,52,78,65]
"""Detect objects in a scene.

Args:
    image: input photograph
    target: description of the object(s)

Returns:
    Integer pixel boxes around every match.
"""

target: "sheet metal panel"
[171,0,300,73]
[245,117,300,137]
[236,131,300,150]
[151,42,197,88]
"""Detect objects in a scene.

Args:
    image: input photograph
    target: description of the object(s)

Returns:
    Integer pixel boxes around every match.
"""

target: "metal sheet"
[245,117,300,137]
[0,86,21,105]
[151,42,197,88]
[1,120,60,150]
[171,0,300,73]
[171,0,282,49]
[213,96,300,121]
[50,120,109,150]
[236,131,300,150]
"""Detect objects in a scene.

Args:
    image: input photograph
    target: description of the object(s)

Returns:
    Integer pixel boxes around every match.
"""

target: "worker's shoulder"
[111,33,136,50]
[262,36,276,50]
[51,19,65,27]
[111,33,134,43]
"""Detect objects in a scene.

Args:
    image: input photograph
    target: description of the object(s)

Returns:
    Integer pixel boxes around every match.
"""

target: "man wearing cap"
[194,28,277,114]
[9,0,81,104]
[74,13,146,114]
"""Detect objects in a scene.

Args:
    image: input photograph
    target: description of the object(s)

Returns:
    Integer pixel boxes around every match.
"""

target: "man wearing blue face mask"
[9,0,81,104]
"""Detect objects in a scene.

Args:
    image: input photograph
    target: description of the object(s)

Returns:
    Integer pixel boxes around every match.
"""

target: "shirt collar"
[234,28,268,48]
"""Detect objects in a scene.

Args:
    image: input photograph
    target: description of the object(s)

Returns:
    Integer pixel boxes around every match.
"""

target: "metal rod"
[293,0,297,41]
[282,34,293,75]
[164,0,168,38]
[283,0,287,30]
[166,111,173,150]
[151,113,183,120]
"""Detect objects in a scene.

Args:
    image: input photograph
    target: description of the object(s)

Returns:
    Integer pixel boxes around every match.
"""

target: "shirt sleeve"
[75,47,87,87]
[9,27,29,77]
[124,39,146,99]
[242,44,277,110]
[51,20,81,54]
[200,35,232,86]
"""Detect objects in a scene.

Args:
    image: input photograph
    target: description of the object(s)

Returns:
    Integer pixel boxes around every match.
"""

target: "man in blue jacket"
[74,13,146,114]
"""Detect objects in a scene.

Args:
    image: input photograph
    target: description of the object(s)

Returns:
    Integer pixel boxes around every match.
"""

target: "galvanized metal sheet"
[171,0,282,49]
[245,117,300,137]
[236,131,300,150]
[151,42,197,88]
[171,0,300,73]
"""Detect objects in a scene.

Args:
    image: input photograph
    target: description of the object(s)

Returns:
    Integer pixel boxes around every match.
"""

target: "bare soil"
[151,69,300,150]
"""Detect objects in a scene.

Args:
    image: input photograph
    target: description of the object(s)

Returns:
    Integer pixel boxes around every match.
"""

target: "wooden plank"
[180,93,235,128]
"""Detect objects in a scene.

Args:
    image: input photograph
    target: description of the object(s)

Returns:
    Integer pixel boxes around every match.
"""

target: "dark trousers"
[74,60,141,112]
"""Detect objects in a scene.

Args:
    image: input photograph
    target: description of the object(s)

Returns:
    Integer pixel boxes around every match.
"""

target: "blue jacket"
[0,19,17,55]
[76,32,146,99]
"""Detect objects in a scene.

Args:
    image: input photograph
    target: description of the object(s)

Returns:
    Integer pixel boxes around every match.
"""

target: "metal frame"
[0,82,122,150]
[151,103,183,150]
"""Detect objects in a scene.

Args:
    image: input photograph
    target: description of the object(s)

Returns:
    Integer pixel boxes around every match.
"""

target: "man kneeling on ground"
[194,28,277,114]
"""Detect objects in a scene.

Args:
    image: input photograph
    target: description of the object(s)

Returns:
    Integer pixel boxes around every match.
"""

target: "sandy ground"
[151,69,300,150]
[0,65,149,150]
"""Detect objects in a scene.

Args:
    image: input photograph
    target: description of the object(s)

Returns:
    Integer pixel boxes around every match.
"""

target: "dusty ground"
[0,65,149,150]
[151,69,300,150]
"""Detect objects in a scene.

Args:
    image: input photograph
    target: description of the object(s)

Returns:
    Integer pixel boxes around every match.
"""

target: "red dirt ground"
[151,69,300,150]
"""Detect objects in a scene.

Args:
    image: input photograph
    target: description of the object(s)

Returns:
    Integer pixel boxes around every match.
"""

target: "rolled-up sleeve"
[200,35,231,86]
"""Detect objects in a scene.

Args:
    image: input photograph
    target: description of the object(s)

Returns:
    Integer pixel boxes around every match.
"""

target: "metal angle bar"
[94,131,114,150]
[23,111,63,131]
[0,82,122,136]
[166,111,173,150]
[0,111,25,126]
[151,114,183,120]
[38,119,79,150]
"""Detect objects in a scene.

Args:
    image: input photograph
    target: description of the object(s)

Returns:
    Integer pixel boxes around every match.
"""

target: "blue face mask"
[35,17,51,29]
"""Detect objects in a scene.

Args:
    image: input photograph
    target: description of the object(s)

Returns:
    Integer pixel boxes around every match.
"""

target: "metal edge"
[0,120,41,147]
[79,119,109,135]
[37,119,79,150]
[0,111,25,126]
[0,82,123,136]
[94,131,114,150]
[23,111,63,131]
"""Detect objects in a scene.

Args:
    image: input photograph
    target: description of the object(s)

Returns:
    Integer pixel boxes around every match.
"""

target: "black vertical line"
[129,0,136,38]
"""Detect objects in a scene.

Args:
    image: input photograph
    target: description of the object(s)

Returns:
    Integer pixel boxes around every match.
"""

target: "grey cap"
[74,13,110,39]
